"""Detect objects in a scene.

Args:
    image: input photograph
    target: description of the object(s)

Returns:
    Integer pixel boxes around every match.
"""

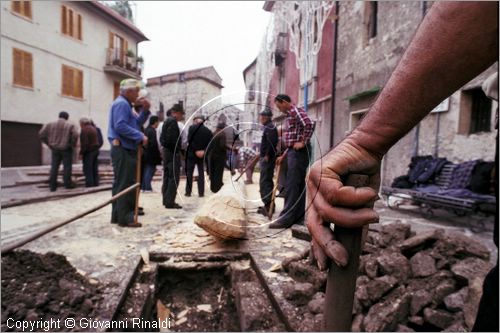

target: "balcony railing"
[104,48,142,78]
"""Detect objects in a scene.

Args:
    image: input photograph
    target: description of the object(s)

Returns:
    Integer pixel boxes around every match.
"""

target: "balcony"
[103,48,143,80]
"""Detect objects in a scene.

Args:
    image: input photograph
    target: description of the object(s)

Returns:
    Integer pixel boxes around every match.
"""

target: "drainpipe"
[329,1,339,149]
[413,1,427,157]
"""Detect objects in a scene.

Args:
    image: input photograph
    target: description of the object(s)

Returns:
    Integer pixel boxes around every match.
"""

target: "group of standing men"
[39,112,103,192]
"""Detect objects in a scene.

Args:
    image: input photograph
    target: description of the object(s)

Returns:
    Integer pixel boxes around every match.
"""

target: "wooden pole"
[323,174,370,331]
[1,183,140,255]
[268,149,287,220]
[133,145,143,225]
[234,155,259,182]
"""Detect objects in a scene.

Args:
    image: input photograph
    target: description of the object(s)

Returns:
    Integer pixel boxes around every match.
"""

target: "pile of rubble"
[1,250,103,332]
[281,223,493,332]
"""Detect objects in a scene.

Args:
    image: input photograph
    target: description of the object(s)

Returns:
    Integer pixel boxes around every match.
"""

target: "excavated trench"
[112,252,290,332]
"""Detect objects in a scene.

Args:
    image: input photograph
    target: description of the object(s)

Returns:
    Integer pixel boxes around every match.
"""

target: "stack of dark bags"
[391,155,495,203]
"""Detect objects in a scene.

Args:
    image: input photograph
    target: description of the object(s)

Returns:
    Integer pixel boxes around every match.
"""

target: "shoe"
[165,203,183,209]
[139,207,144,211]
[257,206,267,215]
[119,223,142,228]
[199,194,204,198]
[268,219,294,229]
[244,180,253,185]
[185,193,191,197]
[276,190,286,198]
[65,184,76,189]
[138,210,145,216]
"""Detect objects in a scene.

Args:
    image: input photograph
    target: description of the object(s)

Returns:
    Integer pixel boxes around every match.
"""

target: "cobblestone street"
[1,169,496,330]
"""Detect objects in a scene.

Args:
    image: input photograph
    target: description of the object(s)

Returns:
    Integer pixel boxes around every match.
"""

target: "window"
[11,1,32,19]
[108,32,127,66]
[61,65,83,99]
[13,48,33,88]
[363,1,378,45]
[459,88,492,134]
[61,5,82,40]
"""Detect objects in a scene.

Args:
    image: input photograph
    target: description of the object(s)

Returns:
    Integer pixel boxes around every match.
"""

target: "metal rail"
[1,183,140,255]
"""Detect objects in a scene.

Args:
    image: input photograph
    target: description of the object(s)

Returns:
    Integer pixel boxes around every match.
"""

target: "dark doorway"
[2,121,42,167]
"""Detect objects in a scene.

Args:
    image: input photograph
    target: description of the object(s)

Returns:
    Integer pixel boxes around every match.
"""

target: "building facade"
[249,1,498,186]
[146,66,223,127]
[1,0,148,166]
[333,1,498,186]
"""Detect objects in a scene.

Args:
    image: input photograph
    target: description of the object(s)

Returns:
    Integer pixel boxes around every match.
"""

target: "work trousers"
[186,157,205,196]
[162,149,180,206]
[277,148,308,225]
[209,155,225,193]
[49,148,73,191]
[82,150,99,187]
[111,146,137,225]
[259,157,276,206]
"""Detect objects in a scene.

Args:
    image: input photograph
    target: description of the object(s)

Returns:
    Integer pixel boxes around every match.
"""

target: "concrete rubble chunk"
[397,324,415,332]
[464,277,484,330]
[376,250,411,282]
[433,232,490,260]
[307,292,325,314]
[451,257,492,284]
[408,315,424,326]
[423,307,455,329]
[433,279,457,305]
[287,260,327,291]
[378,222,412,247]
[400,229,444,256]
[351,313,364,332]
[282,282,315,306]
[444,287,468,312]
[443,320,467,332]
[366,275,398,303]
[410,289,433,316]
[410,252,437,278]
[363,292,411,332]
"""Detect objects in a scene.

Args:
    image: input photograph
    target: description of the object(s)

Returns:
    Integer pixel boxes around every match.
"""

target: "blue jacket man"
[108,79,149,227]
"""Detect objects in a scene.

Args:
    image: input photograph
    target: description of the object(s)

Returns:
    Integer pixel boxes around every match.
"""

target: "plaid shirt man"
[238,146,257,168]
[283,105,314,148]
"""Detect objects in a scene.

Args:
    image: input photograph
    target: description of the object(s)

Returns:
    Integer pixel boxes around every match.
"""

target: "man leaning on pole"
[107,79,149,228]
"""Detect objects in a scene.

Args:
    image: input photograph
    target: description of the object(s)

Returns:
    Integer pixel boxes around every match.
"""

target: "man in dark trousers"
[257,109,278,217]
[107,79,149,227]
[160,103,185,209]
[79,117,100,187]
[269,94,314,228]
[39,111,78,192]
[142,116,162,192]
[185,115,213,197]
[207,123,227,193]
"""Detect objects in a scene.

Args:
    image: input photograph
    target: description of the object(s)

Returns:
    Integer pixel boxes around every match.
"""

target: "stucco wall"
[1,1,145,164]
[334,1,498,186]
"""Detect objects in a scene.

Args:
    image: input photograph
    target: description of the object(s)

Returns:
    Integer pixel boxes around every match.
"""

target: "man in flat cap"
[39,111,79,192]
[160,103,185,208]
[257,108,279,216]
[185,114,213,198]
[107,78,149,227]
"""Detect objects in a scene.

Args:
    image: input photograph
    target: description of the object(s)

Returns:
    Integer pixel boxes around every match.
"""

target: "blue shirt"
[107,95,149,150]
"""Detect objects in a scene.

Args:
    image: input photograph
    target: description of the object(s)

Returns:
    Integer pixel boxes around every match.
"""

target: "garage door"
[1,121,42,167]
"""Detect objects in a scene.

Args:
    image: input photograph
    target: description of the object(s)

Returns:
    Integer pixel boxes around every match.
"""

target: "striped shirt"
[238,146,257,168]
[283,105,314,147]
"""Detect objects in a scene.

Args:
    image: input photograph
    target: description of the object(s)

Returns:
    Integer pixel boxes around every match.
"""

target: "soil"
[1,250,103,332]
[155,266,240,332]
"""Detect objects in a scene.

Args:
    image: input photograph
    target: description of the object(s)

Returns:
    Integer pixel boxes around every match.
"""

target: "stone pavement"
[1,170,496,328]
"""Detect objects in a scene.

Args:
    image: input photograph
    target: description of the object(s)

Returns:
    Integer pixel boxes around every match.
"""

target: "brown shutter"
[23,1,32,19]
[61,5,67,34]
[77,14,82,40]
[24,51,33,87]
[75,69,83,98]
[62,65,70,96]
[12,1,21,14]
[13,48,22,85]
[68,8,73,37]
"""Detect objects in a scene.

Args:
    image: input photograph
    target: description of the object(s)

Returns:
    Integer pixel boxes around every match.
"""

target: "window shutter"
[77,14,82,40]
[61,5,67,34]
[75,69,83,98]
[24,51,33,87]
[12,1,21,14]
[13,48,22,85]
[23,1,31,19]
[62,65,70,96]
[68,8,73,37]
